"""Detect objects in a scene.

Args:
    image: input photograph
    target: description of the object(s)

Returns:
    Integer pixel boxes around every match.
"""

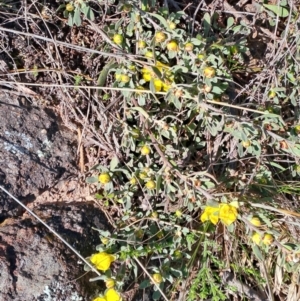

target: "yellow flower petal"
[252,232,262,245]
[200,206,219,225]
[153,79,163,92]
[90,252,115,271]
[219,204,238,226]
[162,82,171,92]
[263,234,274,245]
[105,288,121,301]
[142,73,151,82]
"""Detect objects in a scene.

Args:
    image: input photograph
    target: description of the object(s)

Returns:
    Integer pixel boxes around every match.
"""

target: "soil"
[0,91,109,300]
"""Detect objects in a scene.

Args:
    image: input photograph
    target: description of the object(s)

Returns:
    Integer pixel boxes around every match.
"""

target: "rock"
[0,201,109,301]
[0,91,110,300]
[0,91,77,220]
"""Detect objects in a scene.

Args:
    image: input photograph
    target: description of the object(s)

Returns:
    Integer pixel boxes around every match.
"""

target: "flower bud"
[184,43,194,52]
[152,273,163,284]
[99,173,111,184]
[155,31,167,43]
[252,232,261,245]
[167,40,179,51]
[120,74,130,83]
[141,145,151,155]
[263,234,274,245]
[146,180,156,190]
[105,278,115,288]
[203,66,216,78]
[250,217,262,227]
[66,3,74,12]
[101,237,109,245]
[113,34,123,45]
[138,40,147,49]
[168,21,176,30]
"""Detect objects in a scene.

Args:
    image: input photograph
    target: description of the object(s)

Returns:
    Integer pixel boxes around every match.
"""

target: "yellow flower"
[145,51,154,59]
[201,204,238,226]
[167,40,179,51]
[155,31,167,43]
[113,34,123,45]
[115,73,122,81]
[168,21,176,30]
[139,171,148,180]
[153,79,163,92]
[175,210,182,218]
[184,43,194,52]
[120,74,130,83]
[294,125,300,134]
[198,53,206,60]
[203,66,216,78]
[152,273,163,284]
[90,252,115,271]
[138,40,147,49]
[263,234,274,245]
[66,3,74,12]
[93,297,106,301]
[242,140,251,148]
[250,217,262,227]
[104,288,121,301]
[146,180,156,190]
[141,61,173,84]
[101,237,109,245]
[162,81,171,92]
[105,278,115,289]
[141,145,151,155]
[252,232,261,245]
[219,204,238,226]
[155,61,170,71]
[268,90,276,98]
[99,173,111,184]
[200,206,220,225]
[130,177,137,185]
[141,66,156,82]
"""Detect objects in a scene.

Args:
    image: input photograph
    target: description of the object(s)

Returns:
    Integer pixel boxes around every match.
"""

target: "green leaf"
[156,175,162,194]
[148,12,169,28]
[110,156,119,170]
[149,78,156,94]
[67,13,74,26]
[97,59,117,88]
[95,193,103,200]
[130,106,151,120]
[203,13,211,36]
[139,279,151,289]
[74,8,82,26]
[227,17,234,29]
[267,161,286,171]
[171,65,188,73]
[138,94,146,106]
[151,66,162,79]
[63,9,69,19]
[152,289,162,300]
[85,6,95,21]
[86,176,98,184]
[252,245,264,261]
[263,4,289,17]
[190,38,203,46]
